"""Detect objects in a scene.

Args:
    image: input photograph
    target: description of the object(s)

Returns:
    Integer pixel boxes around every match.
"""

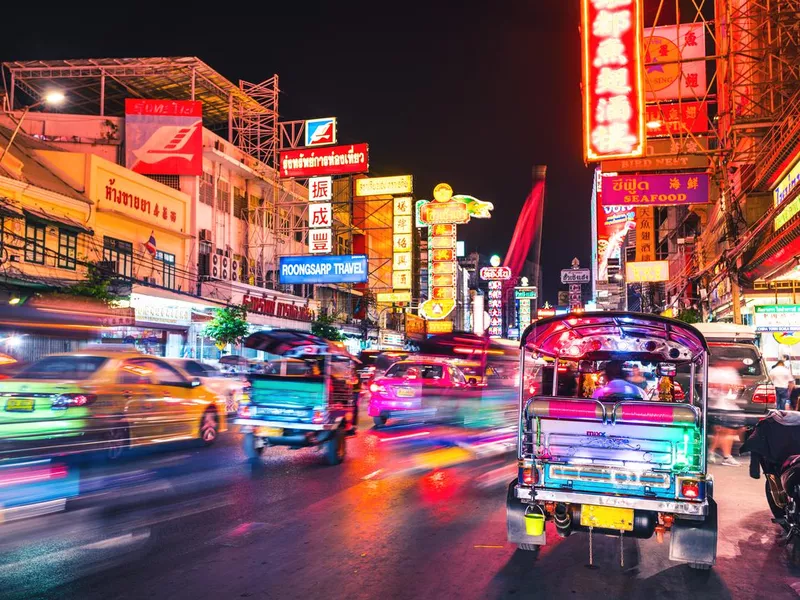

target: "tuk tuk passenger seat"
[527,397,607,423]
[612,401,699,427]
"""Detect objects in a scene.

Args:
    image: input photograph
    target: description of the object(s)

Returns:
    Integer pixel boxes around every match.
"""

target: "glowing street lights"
[0,91,67,166]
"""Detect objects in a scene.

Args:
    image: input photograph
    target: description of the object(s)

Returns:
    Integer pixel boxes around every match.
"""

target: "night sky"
[1,1,594,302]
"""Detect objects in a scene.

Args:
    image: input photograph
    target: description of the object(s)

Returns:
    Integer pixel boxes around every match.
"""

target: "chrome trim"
[515,486,708,516]
[610,400,700,426]
[234,419,331,431]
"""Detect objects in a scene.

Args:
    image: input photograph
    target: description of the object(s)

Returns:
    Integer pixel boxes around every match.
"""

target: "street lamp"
[0,91,67,166]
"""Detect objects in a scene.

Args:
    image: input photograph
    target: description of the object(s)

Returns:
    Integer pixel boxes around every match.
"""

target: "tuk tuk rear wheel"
[243,433,264,460]
[325,428,346,466]
[373,416,387,428]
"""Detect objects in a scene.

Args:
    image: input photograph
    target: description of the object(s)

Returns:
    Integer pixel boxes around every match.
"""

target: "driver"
[592,359,647,400]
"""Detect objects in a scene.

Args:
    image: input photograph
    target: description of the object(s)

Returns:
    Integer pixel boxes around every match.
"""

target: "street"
[0,417,797,600]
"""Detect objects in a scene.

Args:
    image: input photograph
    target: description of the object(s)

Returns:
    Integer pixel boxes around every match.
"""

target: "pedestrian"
[707,363,744,466]
[770,359,794,411]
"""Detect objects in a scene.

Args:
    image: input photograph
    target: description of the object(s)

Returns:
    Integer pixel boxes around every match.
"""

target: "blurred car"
[169,358,247,415]
[367,357,475,427]
[0,352,227,460]
[693,323,772,425]
[357,350,409,383]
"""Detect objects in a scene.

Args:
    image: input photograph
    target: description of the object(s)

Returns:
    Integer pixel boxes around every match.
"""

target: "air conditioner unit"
[211,253,220,279]
[221,256,229,280]
[231,259,239,282]
[199,229,212,242]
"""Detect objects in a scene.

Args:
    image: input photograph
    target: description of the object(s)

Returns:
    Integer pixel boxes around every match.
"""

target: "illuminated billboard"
[601,172,709,207]
[280,144,368,178]
[392,196,413,290]
[643,24,706,102]
[625,260,670,282]
[581,0,646,161]
[356,175,413,197]
[279,255,368,284]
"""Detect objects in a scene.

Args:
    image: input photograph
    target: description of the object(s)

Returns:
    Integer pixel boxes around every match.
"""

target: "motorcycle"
[741,411,800,548]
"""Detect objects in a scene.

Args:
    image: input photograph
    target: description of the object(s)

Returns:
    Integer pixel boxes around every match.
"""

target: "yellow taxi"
[0,351,227,460]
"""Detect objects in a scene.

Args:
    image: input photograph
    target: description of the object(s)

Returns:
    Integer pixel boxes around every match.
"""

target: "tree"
[205,305,250,349]
[62,262,116,304]
[312,311,345,342]
[675,308,703,324]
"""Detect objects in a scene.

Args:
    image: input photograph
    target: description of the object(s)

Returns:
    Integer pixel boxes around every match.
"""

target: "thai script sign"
[644,23,706,102]
[356,175,413,197]
[561,269,591,284]
[601,172,709,206]
[774,157,800,230]
[625,260,669,282]
[243,295,314,322]
[480,266,512,280]
[279,255,368,284]
[280,144,368,178]
[754,305,800,332]
[581,0,645,161]
[377,292,412,304]
[125,99,202,176]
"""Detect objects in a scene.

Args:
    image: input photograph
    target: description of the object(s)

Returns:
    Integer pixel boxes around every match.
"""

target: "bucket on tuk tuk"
[524,505,545,536]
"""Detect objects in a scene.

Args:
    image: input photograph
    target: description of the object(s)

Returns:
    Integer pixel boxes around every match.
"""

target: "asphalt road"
[1,420,799,600]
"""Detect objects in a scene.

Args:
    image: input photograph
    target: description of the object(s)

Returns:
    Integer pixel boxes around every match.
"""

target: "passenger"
[592,359,647,400]
[628,365,648,391]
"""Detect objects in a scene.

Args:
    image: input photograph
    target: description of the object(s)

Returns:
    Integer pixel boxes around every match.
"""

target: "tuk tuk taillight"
[312,409,327,424]
[680,480,700,499]
[238,404,251,419]
[522,466,539,485]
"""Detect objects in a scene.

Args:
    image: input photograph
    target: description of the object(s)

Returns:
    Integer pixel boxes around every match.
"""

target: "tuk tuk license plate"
[256,427,283,437]
[5,398,34,412]
[579,505,634,532]
[397,388,415,398]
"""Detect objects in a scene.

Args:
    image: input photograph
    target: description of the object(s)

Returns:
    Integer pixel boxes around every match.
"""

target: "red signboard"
[280,144,369,178]
[581,0,646,161]
[419,201,470,225]
[243,295,314,322]
[645,101,708,137]
[125,99,203,176]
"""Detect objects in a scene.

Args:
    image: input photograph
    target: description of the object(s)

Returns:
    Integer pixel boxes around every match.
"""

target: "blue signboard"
[279,254,368,285]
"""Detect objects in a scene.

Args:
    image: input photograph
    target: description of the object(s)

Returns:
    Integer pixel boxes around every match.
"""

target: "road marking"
[362,469,382,480]
[378,431,431,442]
[474,544,504,549]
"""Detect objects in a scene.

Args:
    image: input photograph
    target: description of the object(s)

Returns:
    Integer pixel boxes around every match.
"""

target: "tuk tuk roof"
[244,329,354,359]
[520,311,708,361]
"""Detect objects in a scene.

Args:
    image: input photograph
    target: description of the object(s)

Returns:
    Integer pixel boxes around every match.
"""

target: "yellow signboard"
[775,157,800,230]
[356,175,413,197]
[426,320,453,334]
[377,292,412,304]
[635,207,655,262]
[419,299,455,320]
[626,260,670,283]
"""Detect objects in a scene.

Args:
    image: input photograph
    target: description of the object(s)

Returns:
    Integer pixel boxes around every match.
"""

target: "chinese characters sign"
[601,172,709,206]
[417,184,494,321]
[625,260,669,282]
[635,206,655,261]
[581,0,646,161]
[644,23,706,101]
[393,196,413,290]
[356,175,413,197]
[645,101,708,136]
[308,191,333,254]
[487,280,503,336]
[125,99,202,176]
[280,143,369,178]
[308,176,333,201]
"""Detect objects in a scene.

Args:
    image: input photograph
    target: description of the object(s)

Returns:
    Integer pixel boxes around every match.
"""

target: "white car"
[170,359,248,415]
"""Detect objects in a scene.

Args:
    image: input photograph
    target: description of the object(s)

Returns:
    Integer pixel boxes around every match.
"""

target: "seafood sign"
[601,173,709,206]
[125,99,203,176]
[280,144,369,178]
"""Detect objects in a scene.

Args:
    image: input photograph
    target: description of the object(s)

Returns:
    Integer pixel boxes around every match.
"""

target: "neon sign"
[581,0,645,161]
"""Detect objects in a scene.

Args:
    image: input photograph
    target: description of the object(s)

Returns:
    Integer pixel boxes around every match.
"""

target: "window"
[337,235,349,256]
[278,208,289,236]
[156,250,176,290]
[385,363,444,380]
[57,229,78,270]
[265,202,275,231]
[18,356,107,380]
[217,179,230,213]
[139,358,188,386]
[24,220,46,264]
[200,172,214,206]
[103,237,133,279]
[709,344,763,377]
[233,187,247,220]
[145,174,181,191]
[119,362,152,385]
[198,241,211,278]
[183,361,219,378]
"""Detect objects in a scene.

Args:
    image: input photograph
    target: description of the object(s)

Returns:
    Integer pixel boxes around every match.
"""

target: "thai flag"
[144,234,157,256]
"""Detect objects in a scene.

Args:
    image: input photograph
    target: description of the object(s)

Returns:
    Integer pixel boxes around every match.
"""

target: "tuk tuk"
[234,330,358,466]
[507,312,717,569]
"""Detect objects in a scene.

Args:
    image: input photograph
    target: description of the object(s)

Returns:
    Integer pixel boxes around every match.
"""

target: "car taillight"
[680,480,700,499]
[753,384,777,404]
[369,383,386,394]
[51,393,96,410]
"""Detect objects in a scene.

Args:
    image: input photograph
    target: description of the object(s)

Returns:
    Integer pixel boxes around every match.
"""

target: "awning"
[23,206,92,234]
[0,196,24,219]
[740,215,800,281]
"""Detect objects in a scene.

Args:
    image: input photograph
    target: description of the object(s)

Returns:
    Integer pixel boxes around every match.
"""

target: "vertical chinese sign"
[308,176,333,254]
[416,183,494,321]
[635,206,655,261]
[393,197,413,290]
[581,0,646,161]
[643,23,706,102]
[487,281,503,336]
[125,99,203,176]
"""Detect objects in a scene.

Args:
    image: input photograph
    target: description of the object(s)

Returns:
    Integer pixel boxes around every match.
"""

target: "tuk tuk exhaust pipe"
[554,503,572,537]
